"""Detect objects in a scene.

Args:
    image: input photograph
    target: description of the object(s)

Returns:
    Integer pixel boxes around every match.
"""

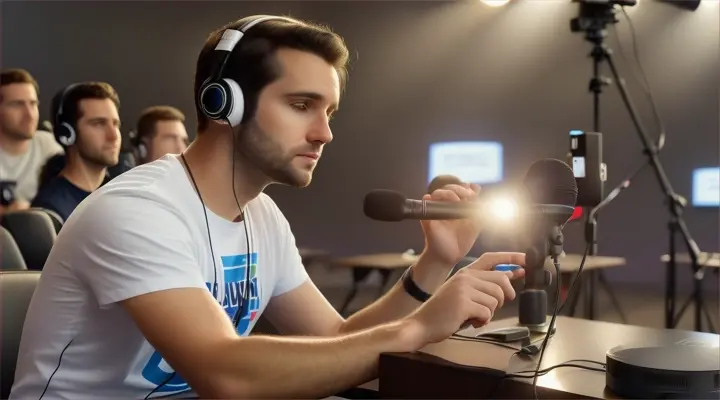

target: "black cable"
[228,118,252,330]
[449,334,526,351]
[38,338,74,400]
[507,361,605,378]
[617,7,667,152]
[528,258,562,400]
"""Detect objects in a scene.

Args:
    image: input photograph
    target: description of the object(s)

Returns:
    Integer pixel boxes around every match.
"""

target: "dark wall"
[2,1,718,289]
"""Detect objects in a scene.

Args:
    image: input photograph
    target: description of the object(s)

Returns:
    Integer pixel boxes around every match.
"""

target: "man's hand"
[419,183,482,267]
[405,252,526,345]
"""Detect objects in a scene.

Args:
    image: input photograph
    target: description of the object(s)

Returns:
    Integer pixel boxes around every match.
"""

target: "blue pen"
[495,264,521,272]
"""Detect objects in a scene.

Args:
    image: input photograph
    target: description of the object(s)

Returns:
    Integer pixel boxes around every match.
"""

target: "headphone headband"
[199,15,298,127]
[56,82,82,124]
[209,15,297,84]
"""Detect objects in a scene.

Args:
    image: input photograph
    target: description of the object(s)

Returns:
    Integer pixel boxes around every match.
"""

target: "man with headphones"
[12,16,525,399]
[29,82,121,222]
[131,105,189,165]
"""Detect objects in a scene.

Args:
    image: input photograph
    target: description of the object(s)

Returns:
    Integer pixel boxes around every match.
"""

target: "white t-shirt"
[0,130,64,202]
[10,155,309,399]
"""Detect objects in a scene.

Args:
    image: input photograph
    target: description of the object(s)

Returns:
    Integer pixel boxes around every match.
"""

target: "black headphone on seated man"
[54,83,83,147]
[127,129,148,161]
[197,15,298,128]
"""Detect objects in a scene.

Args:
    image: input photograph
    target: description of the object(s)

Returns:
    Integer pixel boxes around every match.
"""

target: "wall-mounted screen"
[428,141,503,185]
[692,167,719,207]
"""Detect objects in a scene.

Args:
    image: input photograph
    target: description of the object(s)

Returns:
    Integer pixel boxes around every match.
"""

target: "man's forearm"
[340,252,452,333]
[209,319,421,399]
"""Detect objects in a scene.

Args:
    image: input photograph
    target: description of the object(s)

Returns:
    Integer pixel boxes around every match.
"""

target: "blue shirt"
[31,176,91,222]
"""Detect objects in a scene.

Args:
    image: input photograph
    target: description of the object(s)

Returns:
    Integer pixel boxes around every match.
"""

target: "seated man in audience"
[132,105,189,165]
[0,68,64,214]
[30,82,121,222]
[11,15,525,399]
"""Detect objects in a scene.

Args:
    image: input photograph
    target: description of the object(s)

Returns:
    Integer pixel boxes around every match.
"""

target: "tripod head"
[570,0,636,43]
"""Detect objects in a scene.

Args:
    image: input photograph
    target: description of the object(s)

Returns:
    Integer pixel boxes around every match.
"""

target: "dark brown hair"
[136,105,185,141]
[51,82,120,128]
[0,68,39,102]
[194,15,350,131]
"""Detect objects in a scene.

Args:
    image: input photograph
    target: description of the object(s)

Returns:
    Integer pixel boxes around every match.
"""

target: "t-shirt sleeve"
[266,198,309,297]
[70,192,207,307]
[37,130,64,157]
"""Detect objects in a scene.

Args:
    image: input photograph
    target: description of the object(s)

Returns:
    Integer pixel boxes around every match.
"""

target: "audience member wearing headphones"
[131,105,189,165]
[30,82,121,222]
[11,15,525,399]
[0,69,64,214]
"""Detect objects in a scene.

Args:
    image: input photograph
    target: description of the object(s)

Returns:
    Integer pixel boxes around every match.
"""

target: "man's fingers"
[476,271,517,301]
[467,288,501,312]
[430,184,476,202]
[468,252,526,272]
[429,188,462,203]
[457,269,516,304]
[464,299,493,326]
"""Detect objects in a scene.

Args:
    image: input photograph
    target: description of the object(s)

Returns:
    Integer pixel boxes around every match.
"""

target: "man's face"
[0,83,39,140]
[74,98,121,167]
[147,120,188,162]
[237,47,340,188]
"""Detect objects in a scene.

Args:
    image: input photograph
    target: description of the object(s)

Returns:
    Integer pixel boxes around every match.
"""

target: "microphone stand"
[569,24,628,323]
[572,4,713,332]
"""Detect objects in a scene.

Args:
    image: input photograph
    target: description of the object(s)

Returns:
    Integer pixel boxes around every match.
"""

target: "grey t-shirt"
[0,130,64,202]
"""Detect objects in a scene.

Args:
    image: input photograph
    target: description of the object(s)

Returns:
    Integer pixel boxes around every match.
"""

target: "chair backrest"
[0,210,57,270]
[30,207,64,233]
[0,270,41,399]
[0,226,27,271]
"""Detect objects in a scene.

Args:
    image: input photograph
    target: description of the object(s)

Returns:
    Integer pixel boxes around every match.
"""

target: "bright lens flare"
[481,0,510,7]
[489,197,517,221]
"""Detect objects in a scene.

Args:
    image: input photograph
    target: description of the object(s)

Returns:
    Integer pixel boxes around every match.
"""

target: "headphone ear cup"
[199,78,245,127]
[223,78,244,128]
[56,122,76,147]
[137,142,147,160]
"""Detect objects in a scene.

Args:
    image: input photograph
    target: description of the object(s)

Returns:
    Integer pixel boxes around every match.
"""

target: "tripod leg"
[597,271,627,323]
[673,296,693,328]
[702,303,718,333]
[584,271,596,320]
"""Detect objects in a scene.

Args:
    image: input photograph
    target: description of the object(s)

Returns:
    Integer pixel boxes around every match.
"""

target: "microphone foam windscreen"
[363,189,407,222]
[523,159,578,207]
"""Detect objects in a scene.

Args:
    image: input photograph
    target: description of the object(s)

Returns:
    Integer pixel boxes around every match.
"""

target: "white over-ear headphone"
[197,15,297,127]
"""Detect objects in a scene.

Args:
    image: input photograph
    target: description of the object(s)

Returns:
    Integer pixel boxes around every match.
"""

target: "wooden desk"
[661,252,720,332]
[549,253,626,272]
[378,316,720,399]
[330,253,419,314]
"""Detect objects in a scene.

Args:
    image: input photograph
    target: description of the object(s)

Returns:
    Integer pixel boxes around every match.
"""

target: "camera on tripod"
[570,0,636,34]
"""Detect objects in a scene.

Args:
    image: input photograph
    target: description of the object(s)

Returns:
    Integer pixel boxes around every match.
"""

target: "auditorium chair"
[31,207,64,233]
[0,270,41,399]
[1,226,27,271]
[0,210,57,270]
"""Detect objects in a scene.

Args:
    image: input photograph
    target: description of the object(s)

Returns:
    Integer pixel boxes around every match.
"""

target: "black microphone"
[363,190,481,222]
[518,158,578,331]
[363,188,574,222]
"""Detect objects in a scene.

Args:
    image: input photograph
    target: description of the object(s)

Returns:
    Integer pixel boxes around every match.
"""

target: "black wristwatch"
[401,266,432,302]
